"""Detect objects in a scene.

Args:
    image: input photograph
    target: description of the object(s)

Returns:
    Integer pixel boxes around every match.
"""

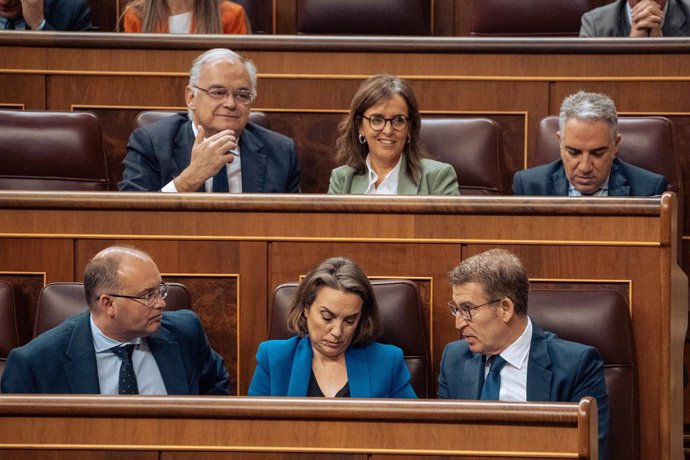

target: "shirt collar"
[364,155,402,194]
[495,317,532,370]
[90,313,142,352]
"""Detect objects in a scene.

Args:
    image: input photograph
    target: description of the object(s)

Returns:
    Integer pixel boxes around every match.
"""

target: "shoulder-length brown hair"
[286,257,382,347]
[334,74,427,184]
[124,0,222,34]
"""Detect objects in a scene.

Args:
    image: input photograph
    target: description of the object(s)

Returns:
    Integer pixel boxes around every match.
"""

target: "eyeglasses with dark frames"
[447,298,502,321]
[193,85,253,104]
[106,283,169,308]
[361,114,409,132]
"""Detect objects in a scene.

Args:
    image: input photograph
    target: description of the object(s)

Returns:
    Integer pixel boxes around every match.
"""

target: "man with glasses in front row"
[438,249,609,459]
[1,246,229,395]
[119,48,301,193]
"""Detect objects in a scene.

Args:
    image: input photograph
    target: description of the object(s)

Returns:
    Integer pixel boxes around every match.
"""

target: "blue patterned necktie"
[212,165,229,192]
[480,355,506,400]
[110,344,139,395]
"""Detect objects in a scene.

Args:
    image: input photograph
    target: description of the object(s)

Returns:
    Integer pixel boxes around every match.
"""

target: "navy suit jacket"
[580,0,690,37]
[512,158,667,196]
[247,336,417,398]
[41,0,92,31]
[119,113,301,193]
[438,322,609,459]
[1,310,229,395]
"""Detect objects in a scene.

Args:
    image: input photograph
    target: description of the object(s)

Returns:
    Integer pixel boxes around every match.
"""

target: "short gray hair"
[448,249,529,316]
[558,91,618,139]
[187,48,258,118]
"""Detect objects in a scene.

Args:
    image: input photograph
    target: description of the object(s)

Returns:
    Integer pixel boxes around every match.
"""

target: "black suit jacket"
[580,0,690,37]
[1,310,229,395]
[512,158,668,196]
[119,113,301,193]
[42,0,92,31]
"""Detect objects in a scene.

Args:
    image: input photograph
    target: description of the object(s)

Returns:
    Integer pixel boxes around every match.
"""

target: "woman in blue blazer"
[248,257,417,398]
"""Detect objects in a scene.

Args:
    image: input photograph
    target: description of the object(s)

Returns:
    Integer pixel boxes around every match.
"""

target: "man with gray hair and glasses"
[512,90,667,196]
[120,48,301,193]
[438,249,609,458]
[1,246,229,395]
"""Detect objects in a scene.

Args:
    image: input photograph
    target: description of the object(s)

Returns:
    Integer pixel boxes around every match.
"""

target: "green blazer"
[328,158,459,195]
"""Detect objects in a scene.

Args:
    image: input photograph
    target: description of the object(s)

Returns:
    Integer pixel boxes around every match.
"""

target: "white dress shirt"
[364,155,401,194]
[487,317,533,401]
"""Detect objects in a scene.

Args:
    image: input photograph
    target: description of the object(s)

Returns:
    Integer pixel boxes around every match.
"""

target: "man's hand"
[629,0,665,37]
[20,0,44,30]
[173,126,238,192]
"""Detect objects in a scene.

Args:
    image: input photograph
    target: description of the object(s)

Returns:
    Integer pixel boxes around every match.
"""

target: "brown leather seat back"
[0,110,108,191]
[528,288,637,460]
[135,110,271,130]
[34,282,192,337]
[420,118,508,195]
[296,0,430,35]
[0,281,20,382]
[470,0,599,37]
[233,0,272,34]
[534,115,679,194]
[270,280,431,397]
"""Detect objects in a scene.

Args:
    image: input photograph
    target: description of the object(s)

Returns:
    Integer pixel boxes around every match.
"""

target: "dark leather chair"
[296,0,430,35]
[470,0,599,37]
[420,117,508,195]
[135,110,270,130]
[0,110,109,191]
[529,288,637,460]
[233,0,271,34]
[270,279,431,398]
[0,281,21,384]
[34,282,192,337]
[533,115,680,194]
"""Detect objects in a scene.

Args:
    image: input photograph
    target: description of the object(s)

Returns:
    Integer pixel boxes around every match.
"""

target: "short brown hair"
[286,257,382,346]
[448,249,529,316]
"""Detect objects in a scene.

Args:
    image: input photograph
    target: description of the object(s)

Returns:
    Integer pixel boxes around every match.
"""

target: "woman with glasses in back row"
[328,74,460,195]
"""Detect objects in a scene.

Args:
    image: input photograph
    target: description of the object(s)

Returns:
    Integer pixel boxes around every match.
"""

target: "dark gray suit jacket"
[512,158,667,196]
[0,310,229,395]
[580,0,690,37]
[119,113,301,193]
[438,322,609,459]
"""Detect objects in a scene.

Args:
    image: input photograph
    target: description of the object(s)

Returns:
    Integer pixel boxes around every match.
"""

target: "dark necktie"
[480,355,506,400]
[4,18,17,30]
[212,165,229,192]
[110,344,139,395]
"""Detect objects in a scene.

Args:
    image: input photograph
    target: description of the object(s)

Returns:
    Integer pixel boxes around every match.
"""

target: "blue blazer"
[438,322,609,459]
[248,336,417,398]
[41,0,92,31]
[580,0,690,37]
[119,113,301,193]
[1,310,229,395]
[512,158,667,196]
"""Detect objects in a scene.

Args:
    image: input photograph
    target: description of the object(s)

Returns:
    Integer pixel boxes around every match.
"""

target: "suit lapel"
[664,0,688,36]
[147,325,190,395]
[526,326,553,401]
[64,312,101,394]
[173,121,202,191]
[287,337,312,396]
[397,157,419,194]
[461,353,485,399]
[239,125,267,192]
[607,159,631,196]
[349,174,369,194]
[548,168,569,196]
[346,347,371,397]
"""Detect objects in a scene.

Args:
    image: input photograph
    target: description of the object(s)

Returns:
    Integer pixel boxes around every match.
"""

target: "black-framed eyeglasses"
[361,114,409,132]
[447,298,501,321]
[106,283,169,308]
[193,85,253,104]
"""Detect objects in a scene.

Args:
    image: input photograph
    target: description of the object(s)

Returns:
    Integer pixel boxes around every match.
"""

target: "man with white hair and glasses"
[120,48,301,193]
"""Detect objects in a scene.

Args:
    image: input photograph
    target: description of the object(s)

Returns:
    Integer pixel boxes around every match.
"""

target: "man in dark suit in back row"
[0,0,91,30]
[119,48,301,193]
[512,90,667,197]
[1,246,229,395]
[437,249,609,458]
[580,0,690,37]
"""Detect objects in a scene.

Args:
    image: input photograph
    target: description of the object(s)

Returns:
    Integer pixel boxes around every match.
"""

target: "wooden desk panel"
[0,191,684,459]
[0,396,597,459]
